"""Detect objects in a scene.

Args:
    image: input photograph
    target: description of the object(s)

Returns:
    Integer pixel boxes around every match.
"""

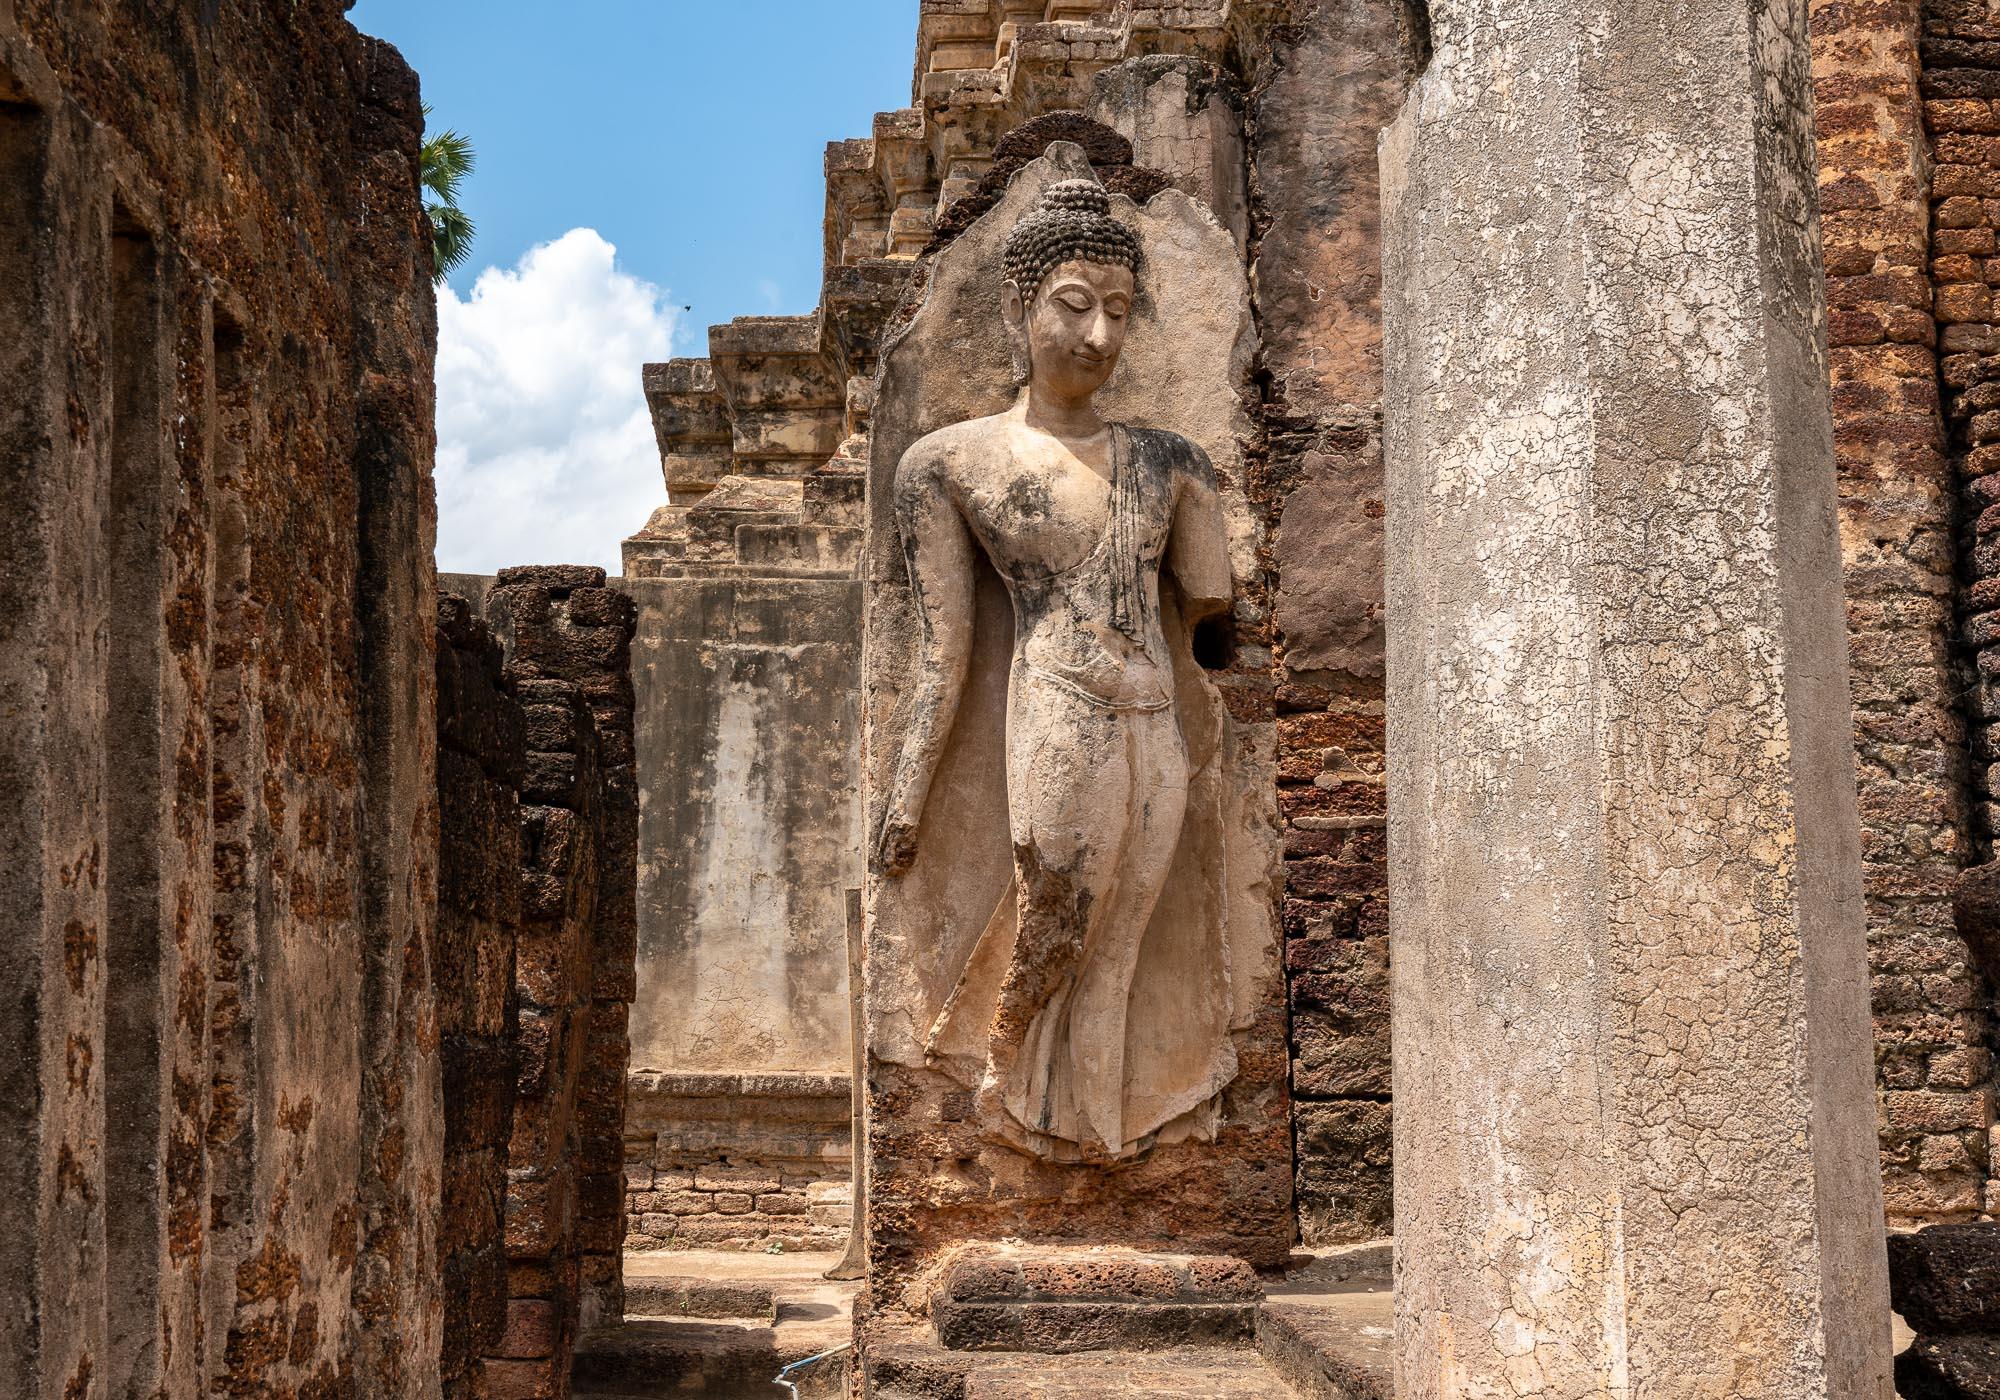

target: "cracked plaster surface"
[1382,1,1892,1395]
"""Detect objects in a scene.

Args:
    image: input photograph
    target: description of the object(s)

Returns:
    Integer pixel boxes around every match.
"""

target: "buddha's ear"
[1001,280,1026,330]
[1001,280,1031,386]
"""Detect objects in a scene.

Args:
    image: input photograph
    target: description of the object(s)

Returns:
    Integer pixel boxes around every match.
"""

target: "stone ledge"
[1252,1243,1391,1399]
[1254,1300,1390,1400]
[862,1321,1294,1399]
[928,1247,1262,1354]
[936,1247,1261,1305]
[626,1070,851,1101]
[571,1319,824,1394]
[934,1300,1257,1354]
[624,1276,776,1323]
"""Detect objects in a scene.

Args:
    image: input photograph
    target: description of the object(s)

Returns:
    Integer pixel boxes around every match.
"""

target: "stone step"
[1255,1301,1391,1400]
[865,1339,1297,1399]
[572,1318,813,1398]
[929,1245,1263,1354]
[936,1300,1256,1353]
[595,1248,857,1396]
[624,1275,777,1323]
[959,1353,1293,1400]
[1256,1242,1393,1400]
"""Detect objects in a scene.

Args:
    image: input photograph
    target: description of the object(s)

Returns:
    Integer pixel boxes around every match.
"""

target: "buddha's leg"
[989,682,1187,1153]
[986,681,1126,1143]
[1062,705,1188,1150]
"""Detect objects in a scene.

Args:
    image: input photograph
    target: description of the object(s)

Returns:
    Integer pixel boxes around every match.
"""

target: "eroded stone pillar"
[1381,2,1894,1396]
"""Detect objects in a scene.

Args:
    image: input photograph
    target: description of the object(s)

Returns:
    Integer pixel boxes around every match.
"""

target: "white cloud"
[433,229,677,576]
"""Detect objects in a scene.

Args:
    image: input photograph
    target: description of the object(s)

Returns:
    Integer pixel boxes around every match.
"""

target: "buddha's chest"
[954,441,1173,582]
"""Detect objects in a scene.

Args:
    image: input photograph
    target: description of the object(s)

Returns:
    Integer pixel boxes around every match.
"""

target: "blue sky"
[345,1,919,574]
[352,0,918,331]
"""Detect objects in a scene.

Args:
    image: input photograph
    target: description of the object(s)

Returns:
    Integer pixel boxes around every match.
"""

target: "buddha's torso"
[938,415,1187,713]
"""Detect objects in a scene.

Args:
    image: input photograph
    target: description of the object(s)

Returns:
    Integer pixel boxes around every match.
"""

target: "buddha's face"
[1004,259,1134,402]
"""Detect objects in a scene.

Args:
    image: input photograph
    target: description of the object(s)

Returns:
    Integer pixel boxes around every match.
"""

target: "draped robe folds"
[912,422,1239,1164]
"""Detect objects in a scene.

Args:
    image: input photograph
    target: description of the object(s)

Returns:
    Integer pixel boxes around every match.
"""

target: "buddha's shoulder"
[896,413,1012,482]
[1120,424,1215,484]
[903,413,1009,458]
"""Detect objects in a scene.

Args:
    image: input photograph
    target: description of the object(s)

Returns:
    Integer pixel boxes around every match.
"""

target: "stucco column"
[1380,3,1894,1396]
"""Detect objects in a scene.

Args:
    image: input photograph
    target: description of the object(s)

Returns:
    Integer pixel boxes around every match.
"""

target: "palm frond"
[421,129,475,203]
[429,203,476,284]
[418,105,478,284]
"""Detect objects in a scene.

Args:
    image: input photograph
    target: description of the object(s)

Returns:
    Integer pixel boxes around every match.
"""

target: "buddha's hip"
[1012,607,1173,707]
[1004,663,1188,829]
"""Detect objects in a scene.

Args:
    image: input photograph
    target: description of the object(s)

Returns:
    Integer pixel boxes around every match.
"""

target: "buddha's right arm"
[885,448,977,834]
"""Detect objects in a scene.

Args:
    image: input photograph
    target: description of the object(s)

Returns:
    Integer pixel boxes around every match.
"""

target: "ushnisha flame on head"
[1002,178,1143,305]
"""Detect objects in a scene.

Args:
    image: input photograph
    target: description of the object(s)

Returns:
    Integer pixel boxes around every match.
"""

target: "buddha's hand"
[874,799,922,877]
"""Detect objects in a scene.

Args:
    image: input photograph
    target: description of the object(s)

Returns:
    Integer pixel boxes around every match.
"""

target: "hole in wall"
[1401,0,1433,81]
[1193,613,1236,671]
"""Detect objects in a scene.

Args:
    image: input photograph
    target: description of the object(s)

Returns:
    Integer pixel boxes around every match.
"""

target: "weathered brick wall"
[622,1072,854,1253]
[1244,0,1417,1246]
[351,35,448,1398]
[0,3,438,1396]
[575,593,637,1333]
[1910,0,2000,1220]
[484,566,638,1397]
[436,596,526,1400]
